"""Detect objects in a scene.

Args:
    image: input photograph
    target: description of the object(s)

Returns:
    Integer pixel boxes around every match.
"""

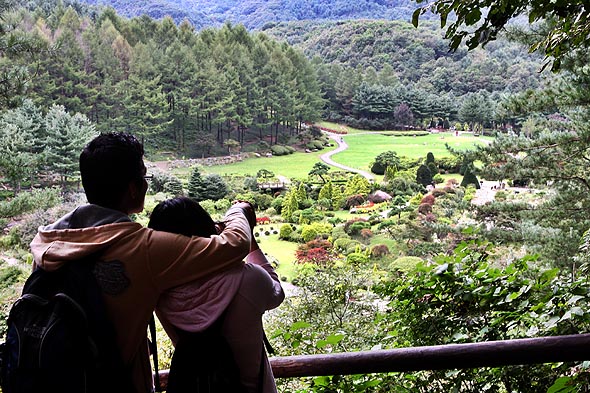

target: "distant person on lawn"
[30,132,253,392]
[148,197,285,393]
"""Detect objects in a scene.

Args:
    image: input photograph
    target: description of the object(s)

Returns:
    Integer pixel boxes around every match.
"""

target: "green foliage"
[0,188,62,218]
[279,223,294,240]
[343,174,371,197]
[309,162,330,183]
[416,164,433,187]
[413,0,589,71]
[270,145,295,156]
[300,222,332,242]
[281,188,299,222]
[370,150,400,175]
[346,251,369,265]
[375,238,590,391]
[187,167,204,201]
[460,166,480,189]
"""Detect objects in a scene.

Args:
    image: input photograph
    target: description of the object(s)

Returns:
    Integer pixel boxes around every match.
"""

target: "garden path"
[320,132,375,181]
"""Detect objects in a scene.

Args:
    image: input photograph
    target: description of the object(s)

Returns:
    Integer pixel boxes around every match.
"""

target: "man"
[30,132,252,392]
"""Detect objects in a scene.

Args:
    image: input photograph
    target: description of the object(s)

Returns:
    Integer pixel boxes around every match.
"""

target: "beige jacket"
[30,204,251,393]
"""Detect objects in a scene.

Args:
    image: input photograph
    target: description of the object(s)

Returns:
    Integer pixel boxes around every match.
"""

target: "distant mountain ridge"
[77,0,426,29]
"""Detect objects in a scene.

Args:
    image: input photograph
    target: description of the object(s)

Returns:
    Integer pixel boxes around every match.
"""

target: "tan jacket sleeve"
[147,205,251,290]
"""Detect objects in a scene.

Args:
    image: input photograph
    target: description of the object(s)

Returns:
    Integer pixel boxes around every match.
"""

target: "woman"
[148,197,284,393]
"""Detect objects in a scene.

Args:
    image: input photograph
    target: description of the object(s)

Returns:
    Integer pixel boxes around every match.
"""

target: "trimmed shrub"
[420,194,435,205]
[279,224,293,240]
[346,252,369,265]
[344,219,371,236]
[371,244,390,258]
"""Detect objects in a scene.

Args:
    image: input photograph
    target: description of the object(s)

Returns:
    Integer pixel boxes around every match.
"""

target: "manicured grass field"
[254,225,299,280]
[333,131,492,171]
[192,122,491,179]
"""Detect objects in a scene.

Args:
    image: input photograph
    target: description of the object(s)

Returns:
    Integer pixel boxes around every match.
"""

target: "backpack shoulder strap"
[149,315,161,392]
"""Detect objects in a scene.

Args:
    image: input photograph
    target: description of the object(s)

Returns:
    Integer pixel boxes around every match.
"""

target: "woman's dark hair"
[148,197,217,237]
[79,132,145,209]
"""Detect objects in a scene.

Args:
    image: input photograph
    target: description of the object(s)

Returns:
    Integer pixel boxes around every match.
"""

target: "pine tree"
[44,105,96,189]
[416,164,433,187]
[297,183,308,204]
[460,166,480,189]
[187,167,205,201]
[344,174,371,197]
[281,188,299,222]
[201,174,228,201]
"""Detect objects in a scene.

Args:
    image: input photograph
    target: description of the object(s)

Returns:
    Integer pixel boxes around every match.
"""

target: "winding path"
[320,132,375,181]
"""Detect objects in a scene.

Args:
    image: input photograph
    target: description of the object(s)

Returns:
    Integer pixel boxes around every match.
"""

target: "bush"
[0,188,62,218]
[279,224,293,240]
[346,252,369,265]
[270,145,294,156]
[333,238,360,253]
[331,225,348,241]
[371,244,390,258]
[389,256,423,273]
[296,247,331,265]
[301,223,332,242]
[344,219,370,236]
[495,191,507,201]
[420,194,435,205]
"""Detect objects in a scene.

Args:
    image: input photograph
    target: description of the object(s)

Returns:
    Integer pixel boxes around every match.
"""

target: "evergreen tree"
[460,166,480,189]
[296,182,308,204]
[187,167,206,201]
[281,188,299,222]
[44,105,96,188]
[371,151,400,175]
[309,162,330,183]
[426,152,435,164]
[0,100,45,191]
[344,174,371,197]
[201,174,228,201]
[318,180,333,206]
[416,164,433,187]
[164,177,184,196]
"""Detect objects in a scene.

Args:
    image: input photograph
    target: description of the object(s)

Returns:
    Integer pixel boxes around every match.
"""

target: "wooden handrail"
[155,333,590,389]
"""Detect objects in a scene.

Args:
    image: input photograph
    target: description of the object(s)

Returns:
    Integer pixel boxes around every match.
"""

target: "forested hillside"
[7,2,546,150]
[263,20,544,94]
[75,0,427,29]
[7,6,324,158]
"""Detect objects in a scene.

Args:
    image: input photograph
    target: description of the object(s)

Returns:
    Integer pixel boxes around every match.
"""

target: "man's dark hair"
[148,197,217,238]
[80,132,145,209]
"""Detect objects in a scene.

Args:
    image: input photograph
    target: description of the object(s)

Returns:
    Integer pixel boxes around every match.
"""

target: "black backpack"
[0,257,133,393]
[166,313,249,393]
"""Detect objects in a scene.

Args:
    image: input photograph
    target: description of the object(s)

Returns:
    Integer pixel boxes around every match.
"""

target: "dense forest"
[74,0,432,29]
[3,2,546,159]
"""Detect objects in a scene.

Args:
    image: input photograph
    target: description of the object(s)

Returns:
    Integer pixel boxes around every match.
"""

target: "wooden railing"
[155,333,590,389]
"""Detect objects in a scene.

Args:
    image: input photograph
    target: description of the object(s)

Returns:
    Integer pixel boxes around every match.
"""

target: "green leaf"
[547,376,576,393]
[325,334,345,345]
[316,340,328,349]
[313,376,330,387]
[290,321,311,331]
[465,8,482,26]
[540,268,559,283]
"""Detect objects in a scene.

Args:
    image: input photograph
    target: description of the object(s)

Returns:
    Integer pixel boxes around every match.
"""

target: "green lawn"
[194,148,339,179]
[334,132,492,171]
[254,225,299,281]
